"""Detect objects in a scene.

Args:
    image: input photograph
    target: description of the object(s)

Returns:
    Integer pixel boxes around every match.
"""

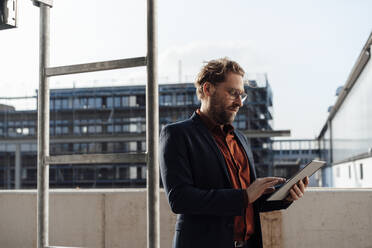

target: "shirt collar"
[196,109,235,135]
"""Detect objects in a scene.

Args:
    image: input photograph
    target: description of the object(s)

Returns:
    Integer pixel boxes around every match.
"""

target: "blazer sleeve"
[255,193,293,212]
[239,131,293,212]
[159,124,246,216]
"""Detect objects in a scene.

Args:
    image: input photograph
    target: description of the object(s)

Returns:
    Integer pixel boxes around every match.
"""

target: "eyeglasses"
[226,88,248,102]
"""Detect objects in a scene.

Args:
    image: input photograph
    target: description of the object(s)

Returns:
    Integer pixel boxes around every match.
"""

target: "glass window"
[6,144,16,152]
[141,166,146,179]
[107,97,113,108]
[74,126,80,134]
[164,94,172,106]
[129,124,137,133]
[119,167,129,179]
[129,141,137,152]
[360,164,363,180]
[82,126,88,134]
[81,98,88,109]
[122,96,129,106]
[129,166,137,179]
[114,125,121,133]
[56,126,62,134]
[136,95,145,106]
[73,143,80,152]
[55,99,62,109]
[114,97,121,107]
[81,143,88,153]
[96,97,102,108]
[88,125,95,133]
[186,94,193,105]
[107,142,114,153]
[88,97,95,109]
[176,93,185,105]
[62,99,69,109]
[129,96,137,107]
[73,98,80,109]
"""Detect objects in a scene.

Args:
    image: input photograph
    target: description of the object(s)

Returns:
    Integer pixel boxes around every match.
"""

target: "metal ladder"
[31,0,159,247]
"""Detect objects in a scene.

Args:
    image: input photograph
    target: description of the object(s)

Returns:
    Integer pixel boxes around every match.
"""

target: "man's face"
[209,72,245,125]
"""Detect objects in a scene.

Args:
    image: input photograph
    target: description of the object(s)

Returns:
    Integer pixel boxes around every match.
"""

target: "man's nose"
[234,96,243,107]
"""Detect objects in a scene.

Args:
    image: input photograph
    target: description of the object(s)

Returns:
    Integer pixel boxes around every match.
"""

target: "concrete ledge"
[0,188,371,248]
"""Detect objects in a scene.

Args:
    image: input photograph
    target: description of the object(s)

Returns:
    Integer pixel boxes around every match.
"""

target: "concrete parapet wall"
[0,188,371,248]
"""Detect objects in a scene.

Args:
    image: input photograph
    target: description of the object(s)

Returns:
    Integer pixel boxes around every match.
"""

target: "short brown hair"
[194,57,245,99]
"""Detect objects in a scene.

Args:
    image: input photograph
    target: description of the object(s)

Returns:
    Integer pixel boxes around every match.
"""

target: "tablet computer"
[266,160,326,201]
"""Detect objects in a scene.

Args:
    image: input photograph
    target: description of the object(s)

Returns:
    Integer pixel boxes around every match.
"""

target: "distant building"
[318,32,372,187]
[272,139,321,186]
[0,79,276,189]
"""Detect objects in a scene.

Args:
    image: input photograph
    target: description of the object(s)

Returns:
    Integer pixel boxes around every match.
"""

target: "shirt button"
[226,223,234,229]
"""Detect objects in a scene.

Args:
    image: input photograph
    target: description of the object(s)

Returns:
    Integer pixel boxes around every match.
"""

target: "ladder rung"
[45,56,147,77]
[45,153,147,165]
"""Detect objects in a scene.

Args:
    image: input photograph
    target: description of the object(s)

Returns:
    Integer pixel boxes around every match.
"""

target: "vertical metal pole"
[146,0,159,247]
[37,3,50,248]
[15,143,21,189]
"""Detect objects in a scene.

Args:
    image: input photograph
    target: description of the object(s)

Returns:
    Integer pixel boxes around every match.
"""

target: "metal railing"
[30,0,159,247]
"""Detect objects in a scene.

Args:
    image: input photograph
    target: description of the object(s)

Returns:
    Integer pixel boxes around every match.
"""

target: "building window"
[336,167,340,178]
[186,94,193,105]
[141,166,146,179]
[160,94,173,106]
[88,97,95,109]
[129,96,137,107]
[360,163,363,180]
[62,99,69,109]
[122,96,129,106]
[107,97,113,108]
[114,97,121,107]
[348,165,351,179]
[129,141,137,152]
[129,166,137,179]
[176,93,185,105]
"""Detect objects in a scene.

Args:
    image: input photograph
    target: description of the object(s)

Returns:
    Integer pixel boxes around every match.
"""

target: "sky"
[0,0,371,139]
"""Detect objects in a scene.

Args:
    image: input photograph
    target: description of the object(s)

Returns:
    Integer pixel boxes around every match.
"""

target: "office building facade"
[0,79,275,189]
[318,32,372,187]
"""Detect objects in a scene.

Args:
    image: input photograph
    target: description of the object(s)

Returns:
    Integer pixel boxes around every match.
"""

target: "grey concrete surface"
[0,188,371,248]
[282,188,372,248]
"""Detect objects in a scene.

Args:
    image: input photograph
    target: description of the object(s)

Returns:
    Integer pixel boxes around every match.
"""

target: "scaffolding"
[29,0,159,247]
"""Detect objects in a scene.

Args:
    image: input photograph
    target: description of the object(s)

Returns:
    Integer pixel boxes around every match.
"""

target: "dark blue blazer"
[160,113,291,248]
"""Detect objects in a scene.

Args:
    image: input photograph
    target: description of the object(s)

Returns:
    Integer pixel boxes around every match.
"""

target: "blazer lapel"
[234,130,257,180]
[191,113,233,186]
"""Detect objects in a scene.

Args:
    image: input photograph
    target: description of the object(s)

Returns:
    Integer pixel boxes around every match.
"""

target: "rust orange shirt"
[196,109,254,241]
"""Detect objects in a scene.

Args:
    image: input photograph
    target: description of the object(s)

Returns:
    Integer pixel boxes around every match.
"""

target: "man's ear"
[203,82,214,97]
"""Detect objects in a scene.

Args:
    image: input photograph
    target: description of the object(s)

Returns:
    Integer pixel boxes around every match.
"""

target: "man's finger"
[298,180,305,193]
[292,184,303,197]
[289,189,299,201]
[263,187,275,194]
[303,176,309,186]
[263,179,281,188]
[260,177,286,183]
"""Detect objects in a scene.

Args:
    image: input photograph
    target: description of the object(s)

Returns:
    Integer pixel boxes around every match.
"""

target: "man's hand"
[285,176,309,201]
[246,177,286,203]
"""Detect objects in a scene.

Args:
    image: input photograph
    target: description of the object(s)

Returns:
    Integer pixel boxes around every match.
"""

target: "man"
[159,58,308,248]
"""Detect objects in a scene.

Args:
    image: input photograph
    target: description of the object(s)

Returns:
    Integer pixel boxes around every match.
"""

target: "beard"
[209,93,239,125]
